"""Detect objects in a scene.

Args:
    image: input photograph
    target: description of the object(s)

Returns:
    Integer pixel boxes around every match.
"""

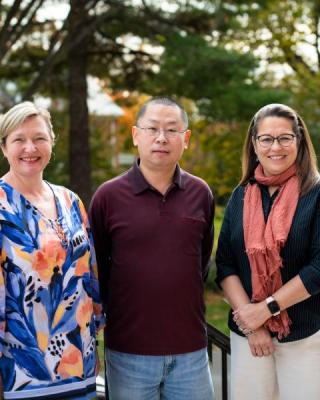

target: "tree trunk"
[68,0,91,207]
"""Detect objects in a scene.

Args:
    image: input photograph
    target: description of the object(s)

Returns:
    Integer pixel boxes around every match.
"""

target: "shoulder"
[225,185,245,210]
[92,170,130,199]
[47,183,83,208]
[49,183,76,199]
[181,169,213,196]
[301,181,320,198]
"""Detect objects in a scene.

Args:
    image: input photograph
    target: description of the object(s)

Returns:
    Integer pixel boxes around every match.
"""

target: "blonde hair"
[0,101,55,145]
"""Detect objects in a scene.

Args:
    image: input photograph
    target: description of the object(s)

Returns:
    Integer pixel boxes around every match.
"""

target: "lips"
[20,156,40,162]
[152,149,169,154]
[268,155,286,160]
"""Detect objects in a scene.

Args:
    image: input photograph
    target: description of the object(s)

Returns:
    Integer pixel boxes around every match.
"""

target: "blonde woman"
[0,102,104,400]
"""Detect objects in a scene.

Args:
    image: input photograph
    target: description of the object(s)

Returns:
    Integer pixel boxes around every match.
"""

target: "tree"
[0,0,290,204]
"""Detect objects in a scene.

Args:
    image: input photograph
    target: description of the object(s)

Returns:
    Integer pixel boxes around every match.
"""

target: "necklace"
[47,217,68,247]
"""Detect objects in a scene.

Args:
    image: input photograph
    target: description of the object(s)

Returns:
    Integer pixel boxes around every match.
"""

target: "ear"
[1,143,7,158]
[132,126,138,147]
[183,130,191,149]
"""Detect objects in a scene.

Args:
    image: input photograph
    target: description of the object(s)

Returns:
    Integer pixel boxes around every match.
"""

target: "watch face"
[268,300,280,315]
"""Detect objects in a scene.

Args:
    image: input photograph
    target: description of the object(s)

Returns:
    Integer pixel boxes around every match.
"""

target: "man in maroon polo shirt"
[90,97,215,400]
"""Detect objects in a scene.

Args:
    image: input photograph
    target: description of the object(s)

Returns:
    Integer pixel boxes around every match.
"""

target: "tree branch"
[0,0,22,58]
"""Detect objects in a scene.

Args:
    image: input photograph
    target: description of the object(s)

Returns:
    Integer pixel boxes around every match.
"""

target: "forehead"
[258,116,293,132]
[140,104,183,124]
[9,115,50,135]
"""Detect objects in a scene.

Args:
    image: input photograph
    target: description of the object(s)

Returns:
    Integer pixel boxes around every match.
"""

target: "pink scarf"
[243,163,299,338]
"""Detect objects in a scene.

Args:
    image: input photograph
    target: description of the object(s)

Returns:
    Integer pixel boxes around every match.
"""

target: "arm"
[234,274,311,332]
[0,232,4,357]
[88,189,111,312]
[202,189,215,281]
[216,193,274,356]
[77,197,106,332]
[235,194,320,332]
[0,233,4,393]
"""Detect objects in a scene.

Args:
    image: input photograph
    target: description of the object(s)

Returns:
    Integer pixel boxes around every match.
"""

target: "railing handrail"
[207,323,230,354]
[206,323,230,400]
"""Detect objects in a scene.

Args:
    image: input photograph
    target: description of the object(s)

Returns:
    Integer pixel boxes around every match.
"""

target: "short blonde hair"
[0,101,55,145]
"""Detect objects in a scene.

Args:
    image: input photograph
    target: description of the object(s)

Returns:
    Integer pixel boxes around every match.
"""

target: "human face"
[1,115,53,179]
[132,104,191,172]
[253,116,298,176]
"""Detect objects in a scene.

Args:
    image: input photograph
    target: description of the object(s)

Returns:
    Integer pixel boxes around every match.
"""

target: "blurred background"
[1,0,319,332]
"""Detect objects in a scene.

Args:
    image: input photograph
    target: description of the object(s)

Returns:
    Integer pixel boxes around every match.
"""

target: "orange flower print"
[74,252,90,276]
[76,297,93,330]
[33,240,66,283]
[57,344,83,379]
[0,187,6,199]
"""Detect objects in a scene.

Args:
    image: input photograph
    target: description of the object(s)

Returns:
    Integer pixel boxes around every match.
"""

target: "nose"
[155,130,168,143]
[24,140,37,151]
[270,138,281,149]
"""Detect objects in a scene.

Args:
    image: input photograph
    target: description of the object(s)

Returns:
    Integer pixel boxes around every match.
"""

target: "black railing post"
[207,324,230,400]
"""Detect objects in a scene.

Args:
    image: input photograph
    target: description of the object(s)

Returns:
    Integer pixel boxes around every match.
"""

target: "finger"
[243,328,253,336]
[255,346,263,357]
[250,346,257,357]
[262,347,271,356]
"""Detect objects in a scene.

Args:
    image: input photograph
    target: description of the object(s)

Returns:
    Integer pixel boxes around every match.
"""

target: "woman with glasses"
[216,103,320,400]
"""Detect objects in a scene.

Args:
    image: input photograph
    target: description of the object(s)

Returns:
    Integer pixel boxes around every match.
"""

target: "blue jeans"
[106,348,214,400]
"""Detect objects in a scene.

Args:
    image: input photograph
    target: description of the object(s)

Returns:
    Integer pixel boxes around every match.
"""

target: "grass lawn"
[205,290,230,336]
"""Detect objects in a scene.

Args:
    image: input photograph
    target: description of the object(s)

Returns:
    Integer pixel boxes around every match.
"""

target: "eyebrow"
[144,118,179,125]
[257,131,294,135]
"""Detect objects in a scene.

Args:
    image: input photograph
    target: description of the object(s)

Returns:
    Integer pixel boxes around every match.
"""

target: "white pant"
[230,330,320,400]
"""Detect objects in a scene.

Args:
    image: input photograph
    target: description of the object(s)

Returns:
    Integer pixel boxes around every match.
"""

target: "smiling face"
[132,103,191,173]
[253,116,298,176]
[1,115,53,179]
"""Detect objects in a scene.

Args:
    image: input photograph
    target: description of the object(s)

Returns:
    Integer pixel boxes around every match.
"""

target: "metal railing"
[207,323,230,400]
[97,323,231,400]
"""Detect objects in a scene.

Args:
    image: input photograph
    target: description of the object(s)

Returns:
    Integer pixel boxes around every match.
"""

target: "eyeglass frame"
[136,126,188,138]
[255,133,297,148]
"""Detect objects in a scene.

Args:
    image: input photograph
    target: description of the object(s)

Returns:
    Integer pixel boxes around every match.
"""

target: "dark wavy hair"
[240,103,320,195]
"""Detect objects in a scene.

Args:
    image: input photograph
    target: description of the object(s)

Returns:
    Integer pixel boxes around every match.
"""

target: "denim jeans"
[105,347,214,400]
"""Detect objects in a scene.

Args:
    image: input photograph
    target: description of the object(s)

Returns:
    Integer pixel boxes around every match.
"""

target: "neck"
[139,162,176,195]
[268,185,279,196]
[2,171,46,197]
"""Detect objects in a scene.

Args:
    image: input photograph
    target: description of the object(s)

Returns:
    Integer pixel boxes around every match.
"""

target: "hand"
[233,301,271,332]
[247,326,275,357]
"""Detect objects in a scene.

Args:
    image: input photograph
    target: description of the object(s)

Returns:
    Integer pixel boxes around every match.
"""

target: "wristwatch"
[266,296,281,316]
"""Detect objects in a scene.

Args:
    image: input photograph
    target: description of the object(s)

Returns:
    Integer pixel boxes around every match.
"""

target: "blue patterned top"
[0,181,105,399]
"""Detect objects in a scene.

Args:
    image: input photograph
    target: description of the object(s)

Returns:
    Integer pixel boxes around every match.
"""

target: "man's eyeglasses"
[255,134,296,148]
[136,126,187,138]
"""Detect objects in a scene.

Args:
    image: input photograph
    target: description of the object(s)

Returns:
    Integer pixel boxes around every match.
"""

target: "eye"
[35,136,48,141]
[147,127,157,132]
[13,138,23,143]
[259,136,273,144]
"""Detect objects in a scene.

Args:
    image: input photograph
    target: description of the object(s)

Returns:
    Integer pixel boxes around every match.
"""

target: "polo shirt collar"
[128,159,185,194]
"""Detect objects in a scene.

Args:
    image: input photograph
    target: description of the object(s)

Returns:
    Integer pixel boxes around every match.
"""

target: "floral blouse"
[0,181,105,399]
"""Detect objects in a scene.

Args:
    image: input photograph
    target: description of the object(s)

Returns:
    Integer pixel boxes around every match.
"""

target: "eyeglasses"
[255,134,296,148]
[136,126,187,138]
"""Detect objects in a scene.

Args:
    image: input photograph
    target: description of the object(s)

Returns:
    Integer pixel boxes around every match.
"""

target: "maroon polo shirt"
[89,160,214,355]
